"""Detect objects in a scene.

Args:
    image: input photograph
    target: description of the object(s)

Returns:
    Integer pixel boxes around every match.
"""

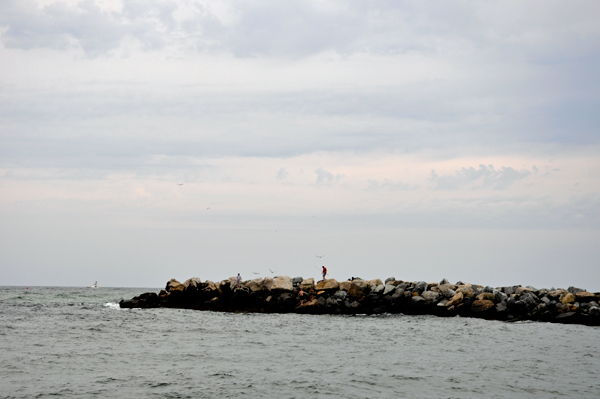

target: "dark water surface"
[1,286,599,398]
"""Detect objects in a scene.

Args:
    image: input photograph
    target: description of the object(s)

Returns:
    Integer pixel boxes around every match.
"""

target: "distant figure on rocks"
[309,288,315,301]
[298,288,305,306]
[236,273,242,289]
[321,266,327,280]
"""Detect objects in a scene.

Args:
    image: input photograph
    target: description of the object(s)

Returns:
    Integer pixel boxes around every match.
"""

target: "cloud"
[366,179,415,191]
[2,0,599,60]
[315,167,343,186]
[429,164,533,191]
[275,167,288,180]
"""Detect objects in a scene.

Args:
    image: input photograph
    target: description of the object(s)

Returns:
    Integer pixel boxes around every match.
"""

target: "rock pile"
[119,276,600,326]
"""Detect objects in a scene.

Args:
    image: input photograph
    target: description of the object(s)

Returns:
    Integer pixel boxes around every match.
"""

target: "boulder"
[414,281,428,294]
[299,278,315,291]
[496,301,508,312]
[166,278,184,293]
[456,286,475,298]
[471,299,495,313]
[560,292,575,305]
[373,284,385,294]
[383,284,396,296]
[446,292,464,307]
[437,299,449,307]
[183,277,203,291]
[333,290,347,301]
[439,278,450,285]
[568,286,585,294]
[270,276,293,291]
[345,279,369,299]
[421,291,440,303]
[547,289,567,300]
[515,286,535,296]
[575,292,598,302]
[315,279,339,291]
[246,278,266,292]
[444,289,457,299]
[384,277,396,284]
[291,277,303,285]
[411,295,425,304]
[477,292,496,302]
[367,279,384,290]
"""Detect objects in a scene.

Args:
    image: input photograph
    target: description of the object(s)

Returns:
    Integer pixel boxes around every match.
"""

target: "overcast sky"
[1,0,599,291]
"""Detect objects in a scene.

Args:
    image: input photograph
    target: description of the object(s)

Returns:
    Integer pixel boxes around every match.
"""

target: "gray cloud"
[2,0,599,60]
[366,179,416,191]
[275,167,288,180]
[429,164,533,191]
[315,167,343,186]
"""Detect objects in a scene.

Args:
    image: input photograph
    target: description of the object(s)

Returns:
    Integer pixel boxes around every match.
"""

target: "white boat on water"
[91,281,98,288]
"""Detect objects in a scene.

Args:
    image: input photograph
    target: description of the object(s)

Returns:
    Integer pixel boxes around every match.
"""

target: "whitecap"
[104,302,120,310]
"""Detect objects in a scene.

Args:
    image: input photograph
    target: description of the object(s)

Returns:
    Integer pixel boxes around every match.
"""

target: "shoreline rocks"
[119,277,600,326]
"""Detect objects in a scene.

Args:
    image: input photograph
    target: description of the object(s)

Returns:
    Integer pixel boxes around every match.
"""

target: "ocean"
[1,286,599,398]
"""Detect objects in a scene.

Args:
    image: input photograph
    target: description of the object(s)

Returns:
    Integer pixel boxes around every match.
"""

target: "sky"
[1,0,599,290]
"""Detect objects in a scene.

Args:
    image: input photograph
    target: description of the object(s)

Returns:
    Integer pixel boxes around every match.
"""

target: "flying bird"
[177,183,184,186]
[252,272,260,275]
[316,255,324,258]
[269,269,275,274]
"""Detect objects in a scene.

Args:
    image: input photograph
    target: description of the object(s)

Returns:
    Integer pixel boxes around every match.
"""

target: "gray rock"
[496,301,507,312]
[385,277,396,284]
[484,286,494,293]
[421,291,440,303]
[396,283,407,290]
[411,295,425,304]
[439,278,450,285]
[333,290,347,301]
[414,281,428,294]
[502,286,518,296]
[437,299,449,307]
[391,289,404,300]
[507,297,516,308]
[444,289,457,299]
[373,284,385,294]
[326,297,338,307]
[540,296,550,305]
[494,290,507,303]
[317,296,326,306]
[520,293,538,309]
[590,301,599,308]
[455,281,465,286]
[568,286,585,294]
[383,284,396,296]
[291,277,303,285]
[589,307,600,316]
[403,291,412,298]
[345,300,360,308]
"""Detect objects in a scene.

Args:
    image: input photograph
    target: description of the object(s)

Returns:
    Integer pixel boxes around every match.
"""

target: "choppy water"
[1,286,599,399]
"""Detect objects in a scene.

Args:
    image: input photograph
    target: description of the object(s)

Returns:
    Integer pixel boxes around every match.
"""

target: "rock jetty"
[120,276,600,326]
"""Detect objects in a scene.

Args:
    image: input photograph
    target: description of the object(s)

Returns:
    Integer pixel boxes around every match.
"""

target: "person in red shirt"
[321,266,327,280]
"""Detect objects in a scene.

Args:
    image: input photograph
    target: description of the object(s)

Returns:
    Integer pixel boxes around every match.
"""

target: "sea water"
[1,286,599,399]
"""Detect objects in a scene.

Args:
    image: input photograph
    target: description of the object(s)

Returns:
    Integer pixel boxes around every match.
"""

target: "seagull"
[316,255,324,258]
[269,269,275,274]
[252,272,260,275]
[177,183,184,186]
[206,207,210,210]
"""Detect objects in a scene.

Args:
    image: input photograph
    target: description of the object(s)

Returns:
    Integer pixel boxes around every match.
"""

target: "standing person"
[321,266,327,281]
[236,273,242,289]
[298,288,305,306]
